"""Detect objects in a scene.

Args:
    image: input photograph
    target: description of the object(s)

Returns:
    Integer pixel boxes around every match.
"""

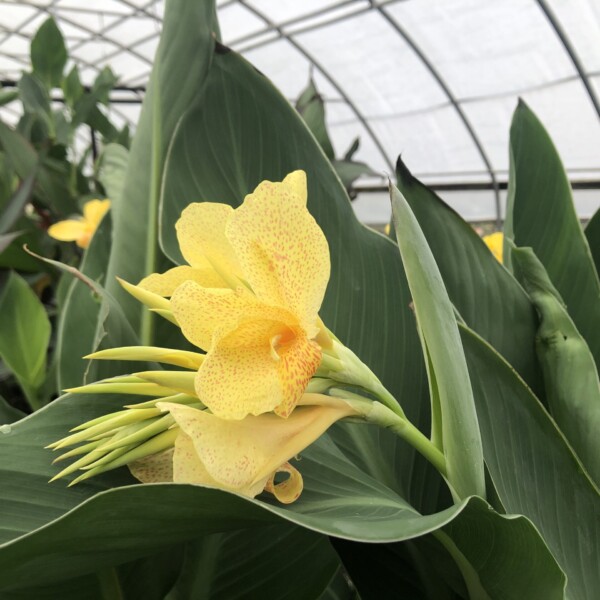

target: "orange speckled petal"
[176,202,242,277]
[196,322,321,419]
[170,281,260,351]
[139,265,227,297]
[282,170,307,205]
[157,403,356,501]
[48,219,87,242]
[83,199,111,228]
[264,462,303,504]
[226,178,330,335]
[129,447,174,482]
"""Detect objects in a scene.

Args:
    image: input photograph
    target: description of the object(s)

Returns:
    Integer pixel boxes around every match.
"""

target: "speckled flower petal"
[157,402,355,501]
[170,281,261,351]
[176,202,242,279]
[196,317,321,419]
[129,447,174,482]
[83,199,111,228]
[227,174,329,335]
[139,265,227,296]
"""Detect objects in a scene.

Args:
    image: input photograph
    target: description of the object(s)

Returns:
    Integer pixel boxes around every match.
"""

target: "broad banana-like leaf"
[461,325,600,600]
[396,157,544,399]
[0,392,561,596]
[505,100,600,370]
[391,183,485,500]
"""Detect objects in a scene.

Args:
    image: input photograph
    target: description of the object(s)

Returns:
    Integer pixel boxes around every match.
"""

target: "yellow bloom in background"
[483,231,503,263]
[141,171,331,420]
[48,199,111,249]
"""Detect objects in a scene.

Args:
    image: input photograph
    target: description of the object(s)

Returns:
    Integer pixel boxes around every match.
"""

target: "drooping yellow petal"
[156,402,357,500]
[129,447,174,483]
[48,220,88,242]
[226,177,330,335]
[139,265,227,296]
[196,319,321,419]
[264,462,303,504]
[176,202,242,279]
[83,199,111,228]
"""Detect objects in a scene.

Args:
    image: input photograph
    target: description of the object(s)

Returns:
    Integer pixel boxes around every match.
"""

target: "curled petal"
[226,176,330,335]
[139,265,226,296]
[265,462,303,504]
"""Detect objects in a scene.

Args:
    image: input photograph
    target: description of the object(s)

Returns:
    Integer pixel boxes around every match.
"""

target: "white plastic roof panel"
[0,0,598,223]
[387,0,576,100]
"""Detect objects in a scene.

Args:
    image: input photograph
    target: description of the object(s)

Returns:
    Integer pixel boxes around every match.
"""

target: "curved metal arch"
[535,0,600,120]
[237,0,395,173]
[372,2,501,225]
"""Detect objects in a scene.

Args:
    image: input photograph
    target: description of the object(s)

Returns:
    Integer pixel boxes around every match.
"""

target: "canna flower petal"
[265,462,303,504]
[83,199,111,228]
[176,202,243,282]
[197,319,321,418]
[48,199,111,249]
[140,401,357,501]
[483,231,503,264]
[226,172,330,336]
[48,219,88,242]
[139,265,226,296]
[129,448,174,482]
[170,282,261,351]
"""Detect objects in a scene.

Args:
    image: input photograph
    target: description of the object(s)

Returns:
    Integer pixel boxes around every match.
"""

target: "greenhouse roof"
[1,0,600,222]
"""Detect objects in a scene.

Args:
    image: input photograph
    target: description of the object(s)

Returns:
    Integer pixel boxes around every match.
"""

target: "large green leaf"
[505,101,600,369]
[296,77,335,160]
[335,496,566,600]
[0,391,556,593]
[585,207,600,275]
[30,17,67,89]
[511,246,600,485]
[461,325,600,600]
[105,0,219,337]
[0,272,50,408]
[166,526,340,599]
[396,158,544,399]
[391,184,484,500]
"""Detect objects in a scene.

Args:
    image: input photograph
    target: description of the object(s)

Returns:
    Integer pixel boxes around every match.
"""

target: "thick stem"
[331,389,446,478]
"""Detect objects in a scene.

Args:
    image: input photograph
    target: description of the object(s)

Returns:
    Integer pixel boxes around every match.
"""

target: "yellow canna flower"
[139,171,331,420]
[482,231,503,264]
[130,398,358,504]
[48,199,111,249]
[48,171,449,503]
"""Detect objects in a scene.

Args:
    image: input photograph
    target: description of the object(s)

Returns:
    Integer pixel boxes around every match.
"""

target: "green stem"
[96,567,124,600]
[331,388,447,478]
[140,65,162,347]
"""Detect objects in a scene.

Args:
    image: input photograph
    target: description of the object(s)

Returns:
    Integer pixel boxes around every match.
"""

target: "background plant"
[0,17,129,415]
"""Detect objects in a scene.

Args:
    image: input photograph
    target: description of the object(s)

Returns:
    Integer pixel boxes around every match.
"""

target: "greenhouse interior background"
[2,0,599,227]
